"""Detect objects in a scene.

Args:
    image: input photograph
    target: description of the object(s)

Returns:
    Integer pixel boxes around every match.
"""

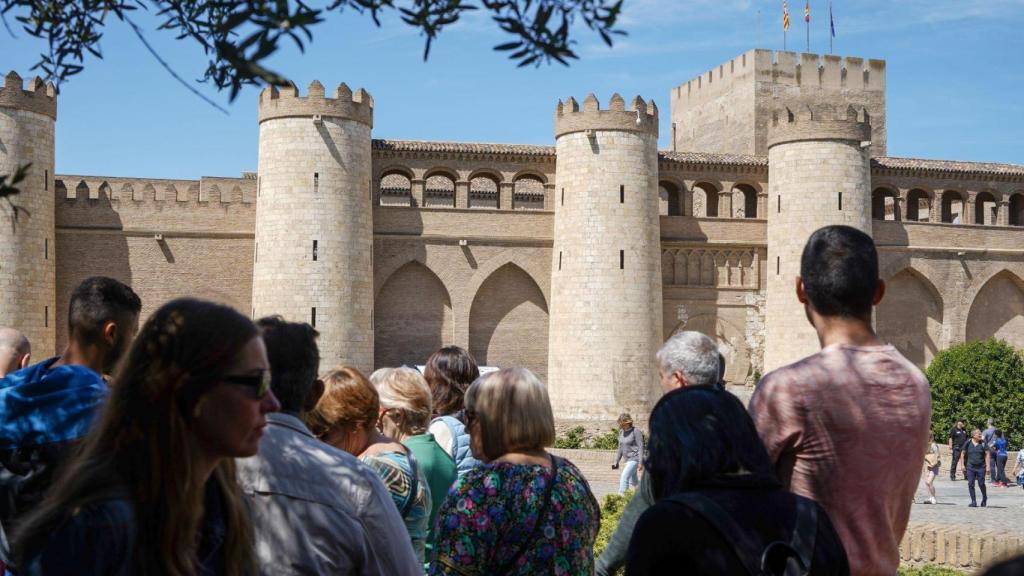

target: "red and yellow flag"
[805,0,810,23]
[783,0,790,30]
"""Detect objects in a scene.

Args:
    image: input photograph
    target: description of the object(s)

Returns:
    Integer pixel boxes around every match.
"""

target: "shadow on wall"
[54,179,131,349]
[468,263,549,381]
[875,268,944,368]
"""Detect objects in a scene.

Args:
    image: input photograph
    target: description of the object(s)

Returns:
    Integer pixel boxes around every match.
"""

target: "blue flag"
[830,2,836,37]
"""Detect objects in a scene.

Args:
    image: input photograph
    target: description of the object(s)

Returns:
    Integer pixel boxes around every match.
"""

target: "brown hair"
[12,298,257,576]
[306,366,378,436]
[465,368,555,462]
[424,346,479,417]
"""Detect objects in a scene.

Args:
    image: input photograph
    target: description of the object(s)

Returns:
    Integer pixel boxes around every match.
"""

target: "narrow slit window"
[776,256,780,275]
[620,185,625,204]
[777,195,781,213]
[558,251,562,271]
[44,238,48,260]
[838,192,843,210]
[44,306,48,328]
[44,169,48,191]
[620,249,625,270]
[561,188,564,206]
[311,307,317,327]
[314,172,319,194]
[312,240,318,261]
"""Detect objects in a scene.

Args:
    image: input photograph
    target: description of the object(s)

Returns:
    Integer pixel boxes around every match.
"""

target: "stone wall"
[0,73,56,357]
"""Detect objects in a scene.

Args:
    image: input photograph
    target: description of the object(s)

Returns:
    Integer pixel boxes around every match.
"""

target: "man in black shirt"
[948,421,969,480]
[962,428,989,507]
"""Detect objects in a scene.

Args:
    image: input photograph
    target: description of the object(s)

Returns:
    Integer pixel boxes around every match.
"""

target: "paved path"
[554,449,1024,536]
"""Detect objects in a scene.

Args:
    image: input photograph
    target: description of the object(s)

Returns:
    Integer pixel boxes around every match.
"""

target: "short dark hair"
[256,316,320,413]
[800,225,879,317]
[67,277,141,345]
[646,386,778,500]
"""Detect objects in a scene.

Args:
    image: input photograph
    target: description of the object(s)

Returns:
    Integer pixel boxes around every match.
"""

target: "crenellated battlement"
[673,49,884,102]
[54,175,256,205]
[0,71,57,120]
[767,103,872,148]
[258,80,373,126]
[554,93,658,138]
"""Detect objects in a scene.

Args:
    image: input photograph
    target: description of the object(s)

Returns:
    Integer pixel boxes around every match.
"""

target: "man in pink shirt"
[749,226,931,576]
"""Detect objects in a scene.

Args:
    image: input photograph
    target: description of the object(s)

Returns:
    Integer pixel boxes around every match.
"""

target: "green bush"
[554,426,587,449]
[927,338,1024,449]
[588,429,621,450]
[897,565,965,576]
[594,490,633,565]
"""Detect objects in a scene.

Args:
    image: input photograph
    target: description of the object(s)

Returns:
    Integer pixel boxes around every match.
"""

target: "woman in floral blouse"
[429,368,600,576]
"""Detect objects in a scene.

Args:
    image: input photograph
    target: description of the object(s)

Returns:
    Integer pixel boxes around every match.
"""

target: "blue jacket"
[0,357,107,531]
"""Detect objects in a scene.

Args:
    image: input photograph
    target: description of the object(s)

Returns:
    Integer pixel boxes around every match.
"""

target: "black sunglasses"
[222,370,272,399]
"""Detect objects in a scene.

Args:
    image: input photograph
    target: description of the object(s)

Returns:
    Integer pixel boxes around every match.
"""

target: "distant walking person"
[921,432,940,504]
[992,429,1009,487]
[963,428,989,507]
[748,226,931,576]
[983,418,997,480]
[1011,449,1024,506]
[0,329,31,378]
[949,420,969,480]
[613,413,643,495]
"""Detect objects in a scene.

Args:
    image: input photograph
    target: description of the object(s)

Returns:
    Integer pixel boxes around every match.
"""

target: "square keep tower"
[670,49,886,157]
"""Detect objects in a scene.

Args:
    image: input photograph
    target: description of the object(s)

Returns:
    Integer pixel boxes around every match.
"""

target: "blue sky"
[2,0,1023,179]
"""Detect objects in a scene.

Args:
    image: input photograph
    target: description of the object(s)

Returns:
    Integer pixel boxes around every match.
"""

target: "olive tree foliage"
[0,0,626,204]
[927,338,1024,449]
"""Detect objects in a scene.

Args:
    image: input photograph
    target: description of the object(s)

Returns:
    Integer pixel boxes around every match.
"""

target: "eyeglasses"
[222,370,272,399]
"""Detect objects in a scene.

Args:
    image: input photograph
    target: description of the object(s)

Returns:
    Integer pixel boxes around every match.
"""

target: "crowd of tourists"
[0,224,1020,575]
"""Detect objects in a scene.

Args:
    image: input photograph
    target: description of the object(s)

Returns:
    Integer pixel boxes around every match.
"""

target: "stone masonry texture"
[0,46,1020,425]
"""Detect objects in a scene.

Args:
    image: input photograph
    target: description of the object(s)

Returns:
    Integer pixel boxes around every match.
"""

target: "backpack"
[665,492,819,576]
[432,415,481,477]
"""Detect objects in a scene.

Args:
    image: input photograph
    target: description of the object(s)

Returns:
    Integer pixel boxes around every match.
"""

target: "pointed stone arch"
[374,261,454,369]
[876,268,944,367]
[670,314,749,384]
[966,270,1024,349]
[468,263,550,378]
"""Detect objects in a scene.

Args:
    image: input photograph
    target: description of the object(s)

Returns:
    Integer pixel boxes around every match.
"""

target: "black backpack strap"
[665,492,764,576]
[665,492,818,576]
[495,455,560,575]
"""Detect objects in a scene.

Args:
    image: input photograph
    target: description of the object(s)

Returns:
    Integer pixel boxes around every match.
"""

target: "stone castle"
[2,49,1023,424]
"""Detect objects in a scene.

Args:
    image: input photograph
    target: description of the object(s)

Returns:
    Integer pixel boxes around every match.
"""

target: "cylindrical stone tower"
[254,81,374,372]
[548,94,663,424]
[0,72,57,356]
[764,105,872,371]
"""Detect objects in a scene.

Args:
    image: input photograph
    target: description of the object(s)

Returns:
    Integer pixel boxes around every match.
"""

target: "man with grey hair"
[655,330,721,391]
[595,331,721,576]
[0,328,31,378]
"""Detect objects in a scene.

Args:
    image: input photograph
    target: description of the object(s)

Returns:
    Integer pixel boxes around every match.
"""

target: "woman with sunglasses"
[11,298,280,575]
[307,366,430,564]
[430,368,600,575]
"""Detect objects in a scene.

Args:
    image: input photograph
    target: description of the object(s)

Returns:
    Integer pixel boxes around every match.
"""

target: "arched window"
[424,173,456,208]
[512,175,545,210]
[974,191,997,225]
[1009,193,1024,227]
[941,191,964,223]
[734,184,758,219]
[871,188,897,221]
[469,175,499,209]
[692,183,719,217]
[906,189,930,222]
[659,181,683,216]
[379,172,412,207]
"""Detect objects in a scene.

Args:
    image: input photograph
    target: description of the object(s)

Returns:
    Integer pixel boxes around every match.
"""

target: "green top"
[403,432,458,563]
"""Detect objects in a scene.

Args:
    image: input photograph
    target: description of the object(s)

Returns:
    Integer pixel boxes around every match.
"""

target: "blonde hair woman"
[375,367,456,566]
[307,366,431,564]
[430,368,599,575]
[921,431,940,504]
